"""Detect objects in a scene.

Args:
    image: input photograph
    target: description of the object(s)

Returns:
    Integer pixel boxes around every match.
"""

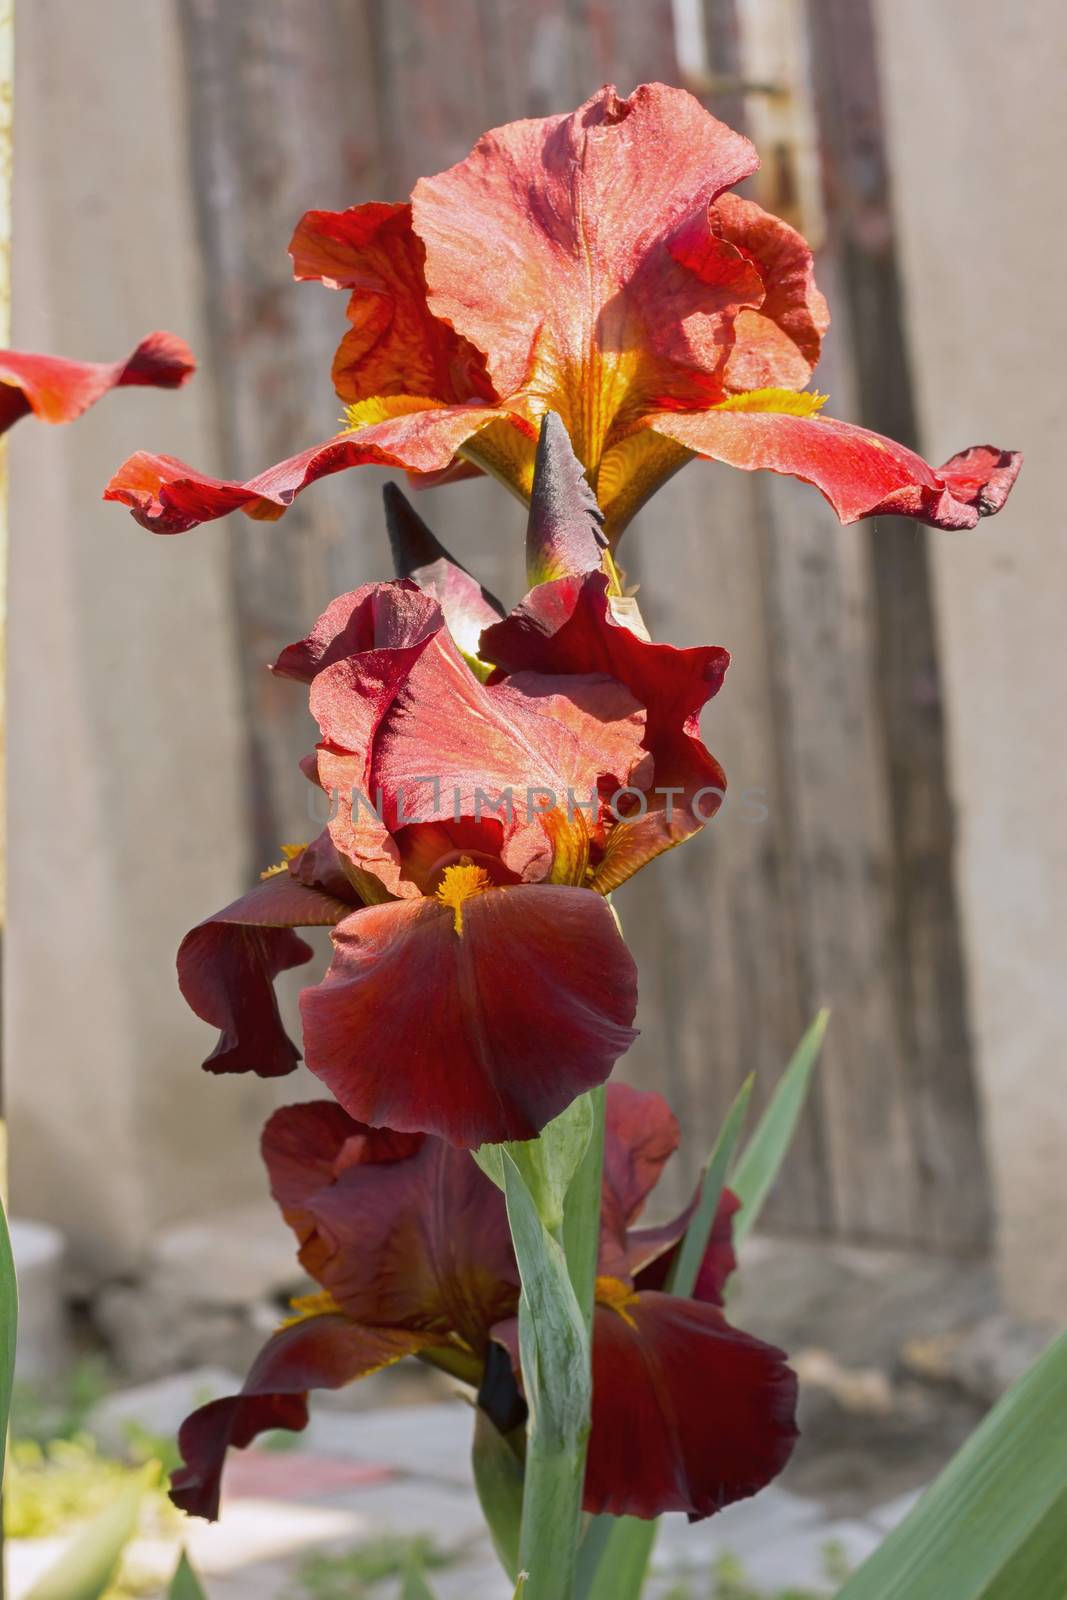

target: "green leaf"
[474,1094,594,1235]
[837,1329,1067,1600]
[168,1549,210,1600]
[665,1074,753,1297]
[0,1187,18,1480]
[26,1465,153,1600]
[563,1086,605,1337]
[502,1153,589,1456]
[578,1515,657,1600]
[401,1559,440,1600]
[503,1151,592,1599]
[472,1407,524,1581]
[730,1010,829,1247]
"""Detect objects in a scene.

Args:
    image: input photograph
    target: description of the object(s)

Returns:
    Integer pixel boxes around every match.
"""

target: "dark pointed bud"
[382,482,504,662]
[525,413,608,587]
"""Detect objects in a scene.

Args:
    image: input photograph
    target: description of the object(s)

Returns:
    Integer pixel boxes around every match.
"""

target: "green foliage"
[836,1328,1067,1600]
[9,1356,111,1448]
[730,1011,829,1247]
[472,1407,524,1580]
[475,1094,594,1236]
[292,1534,454,1599]
[168,1551,210,1600]
[665,1073,753,1297]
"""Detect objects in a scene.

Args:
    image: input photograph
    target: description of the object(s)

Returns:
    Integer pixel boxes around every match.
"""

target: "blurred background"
[3,0,1065,1590]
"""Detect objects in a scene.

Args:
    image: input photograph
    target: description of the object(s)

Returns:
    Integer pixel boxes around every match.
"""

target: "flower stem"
[513,1085,605,1600]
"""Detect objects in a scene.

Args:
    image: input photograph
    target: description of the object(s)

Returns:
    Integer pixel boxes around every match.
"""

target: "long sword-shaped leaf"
[168,1550,210,1600]
[665,1073,753,1297]
[579,1514,656,1600]
[837,1329,1067,1600]
[730,1010,829,1246]
[400,1560,440,1600]
[472,1408,524,1581]
[26,1465,152,1600]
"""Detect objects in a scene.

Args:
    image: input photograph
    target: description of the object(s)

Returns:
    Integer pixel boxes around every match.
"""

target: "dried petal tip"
[526,412,607,586]
[381,483,505,661]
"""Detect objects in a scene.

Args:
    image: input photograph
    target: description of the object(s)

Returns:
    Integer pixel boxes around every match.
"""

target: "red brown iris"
[106,82,1018,540]
[176,417,732,1147]
[170,1083,797,1523]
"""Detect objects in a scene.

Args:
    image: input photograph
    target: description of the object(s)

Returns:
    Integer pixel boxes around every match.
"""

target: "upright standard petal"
[301,883,638,1146]
[482,569,729,888]
[585,1293,798,1519]
[263,1102,517,1339]
[178,873,354,1077]
[598,1083,681,1279]
[413,83,762,468]
[290,202,495,405]
[0,332,194,433]
[650,400,1023,531]
[170,1315,431,1520]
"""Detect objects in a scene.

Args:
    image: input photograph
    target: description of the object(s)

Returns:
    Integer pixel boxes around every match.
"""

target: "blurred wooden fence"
[174,0,990,1250]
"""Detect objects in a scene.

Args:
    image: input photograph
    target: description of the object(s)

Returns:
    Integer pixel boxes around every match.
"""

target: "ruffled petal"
[301,885,638,1146]
[598,1083,681,1278]
[584,1293,797,1519]
[412,83,761,466]
[649,401,1022,530]
[170,1315,431,1520]
[290,201,495,405]
[631,1187,741,1304]
[104,402,503,535]
[263,1104,517,1338]
[309,602,646,889]
[272,579,443,685]
[178,875,354,1077]
[713,194,829,392]
[0,332,194,433]
[482,570,729,888]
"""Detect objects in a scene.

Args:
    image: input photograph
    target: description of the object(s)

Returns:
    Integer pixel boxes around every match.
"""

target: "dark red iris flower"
[106,82,1018,539]
[0,333,194,434]
[170,1082,797,1523]
[177,418,734,1146]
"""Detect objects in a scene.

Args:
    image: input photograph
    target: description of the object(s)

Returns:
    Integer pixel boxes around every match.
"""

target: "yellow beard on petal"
[594,1275,640,1330]
[436,859,494,935]
[712,386,828,416]
[279,1290,345,1329]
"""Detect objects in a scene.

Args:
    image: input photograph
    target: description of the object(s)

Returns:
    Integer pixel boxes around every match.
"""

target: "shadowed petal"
[178,875,354,1077]
[631,1187,741,1303]
[170,1315,431,1520]
[263,1104,517,1337]
[272,580,443,684]
[713,194,829,392]
[301,885,638,1146]
[650,403,1022,530]
[585,1293,797,1519]
[598,1083,680,1278]
[0,332,194,433]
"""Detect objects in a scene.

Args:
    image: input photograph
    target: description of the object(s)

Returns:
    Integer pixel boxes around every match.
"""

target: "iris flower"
[170,1082,797,1523]
[177,419,731,1147]
[0,333,194,434]
[106,82,1018,540]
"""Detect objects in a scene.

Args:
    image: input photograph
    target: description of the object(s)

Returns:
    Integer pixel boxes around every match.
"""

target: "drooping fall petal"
[0,332,194,434]
[649,401,1023,531]
[631,1187,741,1304]
[178,874,354,1077]
[170,1315,431,1520]
[584,1293,797,1519]
[103,402,504,534]
[263,1101,517,1337]
[301,884,638,1146]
